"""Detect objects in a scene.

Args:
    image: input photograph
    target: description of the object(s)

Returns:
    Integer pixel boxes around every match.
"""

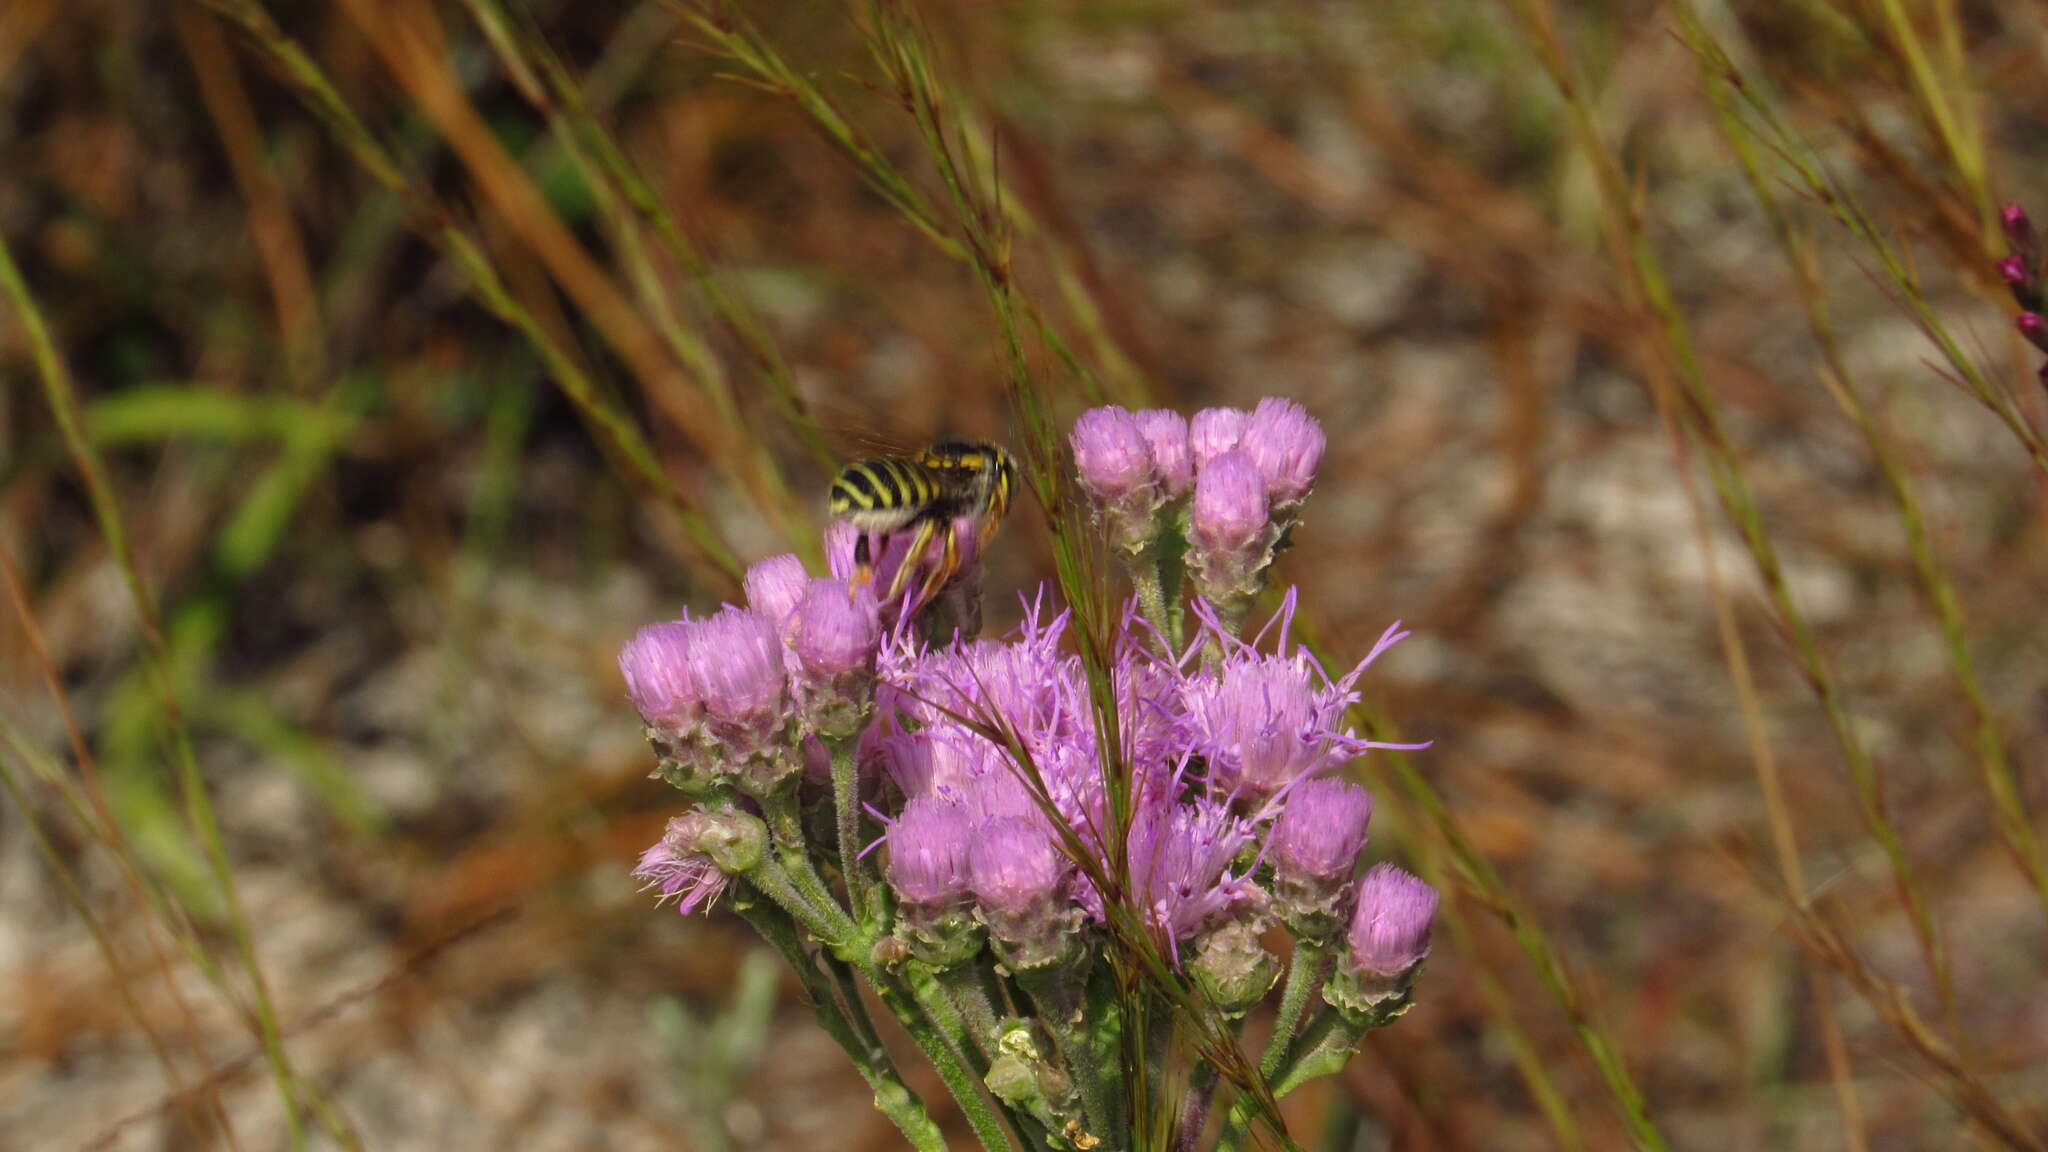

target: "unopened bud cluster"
[1071,399,1326,627]
[1999,201,2048,392]
[622,399,1435,1150]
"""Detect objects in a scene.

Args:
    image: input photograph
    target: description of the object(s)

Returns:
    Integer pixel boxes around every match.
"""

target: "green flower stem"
[761,792,859,944]
[884,964,1026,1152]
[1265,1012,1365,1098]
[1128,546,1175,648]
[730,892,948,1152]
[934,961,1008,1057]
[829,740,872,922]
[1019,962,1122,1146]
[1259,944,1329,1081]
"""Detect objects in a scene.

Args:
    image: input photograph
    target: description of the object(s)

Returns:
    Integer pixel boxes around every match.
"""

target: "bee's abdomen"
[830,457,936,531]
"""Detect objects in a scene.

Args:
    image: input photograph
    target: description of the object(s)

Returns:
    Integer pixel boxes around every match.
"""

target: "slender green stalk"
[0,227,326,1151]
[830,742,872,920]
[1681,6,2048,924]
[1508,0,1952,1030]
[893,964,1027,1152]
[1258,944,1327,1082]
[731,894,948,1152]
[191,0,742,581]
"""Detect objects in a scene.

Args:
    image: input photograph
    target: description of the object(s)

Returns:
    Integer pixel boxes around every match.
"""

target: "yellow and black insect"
[829,441,1018,607]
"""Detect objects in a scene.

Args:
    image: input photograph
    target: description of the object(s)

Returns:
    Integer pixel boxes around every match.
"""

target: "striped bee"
[829,441,1018,608]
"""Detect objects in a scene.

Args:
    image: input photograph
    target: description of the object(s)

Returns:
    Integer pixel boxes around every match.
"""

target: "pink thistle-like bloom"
[1072,406,1156,501]
[686,607,796,789]
[1191,450,1269,551]
[619,620,700,732]
[633,817,732,916]
[789,577,881,739]
[1271,778,1373,883]
[1190,407,1250,468]
[1133,408,1194,497]
[744,553,810,633]
[969,816,1069,919]
[1345,863,1437,978]
[1124,794,1265,963]
[1241,397,1325,508]
[887,795,975,907]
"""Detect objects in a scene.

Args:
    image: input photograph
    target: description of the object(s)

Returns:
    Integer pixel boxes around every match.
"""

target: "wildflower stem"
[1258,943,1329,1082]
[730,892,949,1152]
[761,793,859,942]
[829,741,871,920]
[932,961,1008,1057]
[887,964,1027,1152]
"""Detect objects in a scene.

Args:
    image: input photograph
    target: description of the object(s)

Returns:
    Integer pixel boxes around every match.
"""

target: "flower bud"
[887,796,974,908]
[789,578,882,739]
[1187,450,1276,613]
[2020,311,2048,353]
[687,607,796,791]
[744,553,810,632]
[619,621,700,730]
[1190,407,1249,468]
[1133,408,1193,497]
[1325,863,1435,1019]
[669,804,768,874]
[2003,201,2036,258]
[1188,920,1281,1017]
[971,818,1081,969]
[1241,397,1324,509]
[1345,864,1436,978]
[1072,405,1167,554]
[1270,779,1373,935]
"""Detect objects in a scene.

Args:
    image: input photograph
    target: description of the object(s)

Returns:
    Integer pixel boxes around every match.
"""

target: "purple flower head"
[887,795,974,907]
[884,726,1001,798]
[969,816,1069,919]
[1999,254,2031,289]
[1270,778,1373,882]
[1126,795,1264,962]
[619,620,699,729]
[1346,863,1437,978]
[1190,407,1250,468]
[1133,409,1193,497]
[633,817,731,916]
[744,553,810,632]
[1071,406,1157,501]
[1179,653,1350,799]
[792,578,881,678]
[687,607,790,726]
[1242,397,1325,506]
[1190,451,1269,552]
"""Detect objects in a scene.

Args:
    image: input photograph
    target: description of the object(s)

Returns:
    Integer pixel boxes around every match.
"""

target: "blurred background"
[4,1,2046,1149]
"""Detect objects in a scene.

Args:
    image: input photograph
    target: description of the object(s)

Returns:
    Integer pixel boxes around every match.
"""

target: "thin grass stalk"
[1682,7,2048,926]
[0,538,247,1149]
[1503,0,1954,1018]
[1693,32,2048,475]
[0,740,220,1148]
[0,228,341,1150]
[456,0,819,556]
[189,0,742,581]
[1866,0,1987,219]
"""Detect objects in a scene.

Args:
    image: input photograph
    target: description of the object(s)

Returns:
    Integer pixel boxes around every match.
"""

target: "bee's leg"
[883,517,940,605]
[850,532,876,601]
[910,522,962,613]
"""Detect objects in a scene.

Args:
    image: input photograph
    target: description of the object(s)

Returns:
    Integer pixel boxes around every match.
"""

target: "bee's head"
[921,441,1017,522]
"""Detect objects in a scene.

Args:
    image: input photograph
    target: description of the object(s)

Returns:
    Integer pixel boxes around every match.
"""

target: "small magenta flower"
[1346,864,1436,977]
[887,795,975,908]
[1133,408,1193,497]
[1125,795,1264,962]
[633,816,733,916]
[1269,778,1373,934]
[620,620,700,732]
[2003,201,2036,259]
[2000,202,2044,312]
[1190,407,1249,468]
[1241,397,1325,509]
[2020,311,2048,352]
[744,553,810,632]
